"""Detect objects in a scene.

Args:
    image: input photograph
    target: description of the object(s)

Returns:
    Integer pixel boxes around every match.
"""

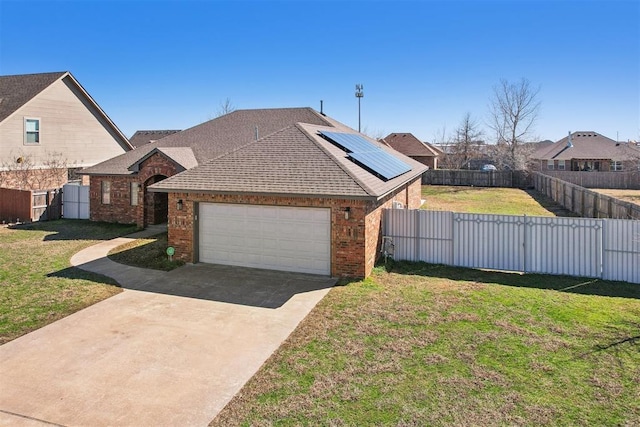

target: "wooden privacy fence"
[0,184,90,223]
[0,187,62,223]
[540,170,640,189]
[533,172,640,220]
[383,209,640,284]
[0,188,32,223]
[422,169,532,188]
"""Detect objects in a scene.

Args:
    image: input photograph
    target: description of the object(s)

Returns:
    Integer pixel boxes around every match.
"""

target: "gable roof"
[533,131,640,161]
[149,121,427,200]
[382,133,440,157]
[0,71,66,123]
[0,71,133,151]
[128,147,198,173]
[129,130,181,147]
[82,107,333,175]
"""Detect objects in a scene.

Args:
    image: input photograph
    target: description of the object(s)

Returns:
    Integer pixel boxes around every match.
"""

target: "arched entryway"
[143,175,168,226]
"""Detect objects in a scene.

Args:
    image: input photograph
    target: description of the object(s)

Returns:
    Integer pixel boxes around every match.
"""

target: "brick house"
[382,133,441,169]
[531,131,640,172]
[83,108,426,278]
[0,71,132,191]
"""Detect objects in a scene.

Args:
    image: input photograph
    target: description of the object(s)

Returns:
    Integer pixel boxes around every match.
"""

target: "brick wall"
[88,153,180,226]
[363,177,422,276]
[166,192,371,278]
[0,168,67,191]
[166,177,422,278]
[89,175,139,224]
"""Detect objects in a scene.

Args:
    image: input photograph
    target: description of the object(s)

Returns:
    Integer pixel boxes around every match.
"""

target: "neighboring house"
[431,140,491,169]
[531,131,640,172]
[0,71,133,190]
[83,107,426,278]
[129,130,181,148]
[382,133,440,169]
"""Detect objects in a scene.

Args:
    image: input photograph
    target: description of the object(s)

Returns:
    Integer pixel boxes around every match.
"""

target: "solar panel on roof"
[348,151,411,180]
[319,130,412,181]
[319,130,373,153]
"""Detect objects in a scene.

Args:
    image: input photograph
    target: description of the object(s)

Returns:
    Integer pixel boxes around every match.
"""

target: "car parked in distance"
[481,164,497,171]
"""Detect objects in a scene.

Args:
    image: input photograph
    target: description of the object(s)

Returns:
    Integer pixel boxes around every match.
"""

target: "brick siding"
[88,153,180,227]
[165,177,422,278]
[0,168,67,191]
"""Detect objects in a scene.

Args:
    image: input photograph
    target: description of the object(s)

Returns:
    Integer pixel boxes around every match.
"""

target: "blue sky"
[1,0,638,142]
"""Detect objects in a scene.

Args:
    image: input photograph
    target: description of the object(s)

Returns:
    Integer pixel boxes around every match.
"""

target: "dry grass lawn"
[592,189,640,206]
[421,185,577,216]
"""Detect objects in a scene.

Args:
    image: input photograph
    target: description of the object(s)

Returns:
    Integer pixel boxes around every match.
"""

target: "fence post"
[522,214,527,273]
[414,209,420,262]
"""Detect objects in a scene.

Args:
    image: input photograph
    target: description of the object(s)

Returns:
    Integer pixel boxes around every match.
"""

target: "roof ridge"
[296,124,378,197]
[203,124,296,165]
[0,71,69,123]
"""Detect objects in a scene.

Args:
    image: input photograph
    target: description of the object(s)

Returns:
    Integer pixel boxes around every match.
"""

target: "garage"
[198,203,331,275]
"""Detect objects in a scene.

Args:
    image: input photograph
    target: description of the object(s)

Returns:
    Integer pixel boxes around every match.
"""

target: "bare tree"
[216,98,236,117]
[489,78,540,170]
[0,151,68,190]
[447,113,484,169]
[361,126,387,140]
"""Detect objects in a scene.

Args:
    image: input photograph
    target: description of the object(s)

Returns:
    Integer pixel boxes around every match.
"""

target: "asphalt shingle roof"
[533,131,640,161]
[82,107,332,175]
[382,133,440,157]
[0,71,67,123]
[150,121,427,199]
[129,130,181,147]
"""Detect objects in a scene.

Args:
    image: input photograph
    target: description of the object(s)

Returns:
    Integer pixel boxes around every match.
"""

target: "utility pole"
[355,84,364,132]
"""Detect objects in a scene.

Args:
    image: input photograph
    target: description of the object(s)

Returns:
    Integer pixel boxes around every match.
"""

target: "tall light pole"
[355,84,364,133]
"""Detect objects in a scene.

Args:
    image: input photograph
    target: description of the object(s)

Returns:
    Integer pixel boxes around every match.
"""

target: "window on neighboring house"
[101,180,111,204]
[547,160,554,170]
[610,161,623,171]
[557,160,566,170]
[130,182,139,206]
[24,118,40,144]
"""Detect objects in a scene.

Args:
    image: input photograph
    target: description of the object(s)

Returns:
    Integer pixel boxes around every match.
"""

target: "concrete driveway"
[0,233,335,426]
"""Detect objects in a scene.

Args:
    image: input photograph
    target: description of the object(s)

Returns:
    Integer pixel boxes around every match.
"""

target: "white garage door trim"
[199,203,331,275]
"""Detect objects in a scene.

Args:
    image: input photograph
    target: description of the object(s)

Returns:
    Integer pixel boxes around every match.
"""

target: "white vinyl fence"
[62,184,90,219]
[383,209,640,284]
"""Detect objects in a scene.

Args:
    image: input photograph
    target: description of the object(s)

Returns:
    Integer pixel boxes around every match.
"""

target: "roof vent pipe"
[320,100,325,116]
[567,131,573,148]
[255,126,259,141]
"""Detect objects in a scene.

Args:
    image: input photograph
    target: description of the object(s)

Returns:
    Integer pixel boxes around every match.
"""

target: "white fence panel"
[453,213,524,272]
[602,219,640,283]
[525,217,603,278]
[383,209,639,284]
[383,209,453,264]
[62,184,90,219]
[419,210,454,265]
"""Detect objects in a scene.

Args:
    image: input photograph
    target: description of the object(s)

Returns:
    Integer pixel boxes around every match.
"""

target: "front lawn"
[211,262,640,426]
[107,232,184,271]
[421,185,576,216]
[0,220,137,344]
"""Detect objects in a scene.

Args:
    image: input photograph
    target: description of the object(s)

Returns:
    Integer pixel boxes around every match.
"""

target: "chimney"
[567,131,573,148]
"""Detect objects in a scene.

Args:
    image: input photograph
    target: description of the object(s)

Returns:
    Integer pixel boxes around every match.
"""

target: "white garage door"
[199,203,331,275]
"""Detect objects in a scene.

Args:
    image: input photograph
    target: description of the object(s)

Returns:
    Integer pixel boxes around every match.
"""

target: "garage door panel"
[199,203,331,275]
